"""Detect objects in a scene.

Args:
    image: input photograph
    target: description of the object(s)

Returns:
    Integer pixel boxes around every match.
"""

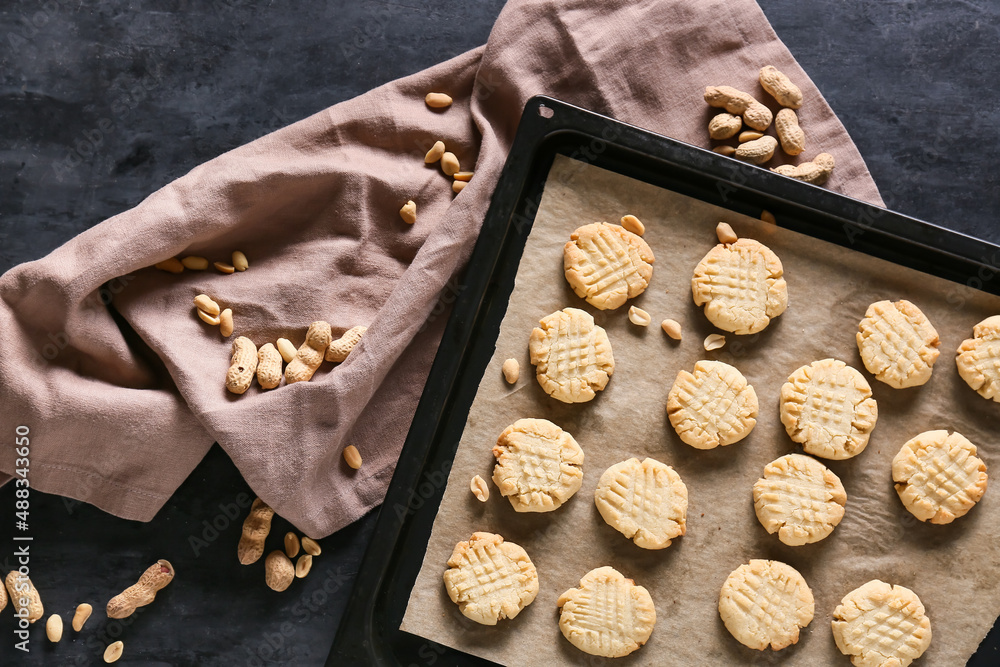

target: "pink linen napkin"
[0,0,883,538]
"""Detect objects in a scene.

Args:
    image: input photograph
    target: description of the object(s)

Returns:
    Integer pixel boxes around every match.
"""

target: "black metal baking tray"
[328,95,1000,667]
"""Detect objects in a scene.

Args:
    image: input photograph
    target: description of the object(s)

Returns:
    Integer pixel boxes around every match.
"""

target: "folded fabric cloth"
[0,0,883,538]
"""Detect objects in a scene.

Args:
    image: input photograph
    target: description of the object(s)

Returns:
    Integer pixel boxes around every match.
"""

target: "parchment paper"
[400,155,1000,666]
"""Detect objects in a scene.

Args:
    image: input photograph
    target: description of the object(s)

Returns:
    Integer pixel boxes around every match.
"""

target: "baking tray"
[328,95,1000,666]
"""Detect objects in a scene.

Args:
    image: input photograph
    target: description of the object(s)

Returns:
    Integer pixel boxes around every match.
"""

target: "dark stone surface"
[0,1,996,665]
[762,0,1000,245]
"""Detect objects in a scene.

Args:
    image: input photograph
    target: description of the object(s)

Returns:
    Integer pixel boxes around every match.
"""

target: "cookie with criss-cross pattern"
[857,299,940,388]
[832,580,932,667]
[528,307,614,403]
[892,429,988,524]
[564,222,654,310]
[956,315,1000,402]
[492,418,584,513]
[667,360,758,449]
[719,559,814,651]
[691,237,788,335]
[780,358,878,460]
[594,457,687,550]
[442,532,538,626]
[557,566,656,658]
[753,453,847,546]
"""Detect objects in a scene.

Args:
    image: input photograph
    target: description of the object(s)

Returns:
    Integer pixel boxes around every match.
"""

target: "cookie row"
[444,535,932,665]
[561,219,787,336]
[669,357,874,458]
[444,534,655,657]
[721,560,932,666]
[491,419,687,546]
[484,413,987,550]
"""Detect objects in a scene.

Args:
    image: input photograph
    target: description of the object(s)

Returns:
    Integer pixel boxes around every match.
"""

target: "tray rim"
[328,95,1000,667]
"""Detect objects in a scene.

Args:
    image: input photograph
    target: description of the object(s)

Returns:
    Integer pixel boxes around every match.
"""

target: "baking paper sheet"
[400,154,1000,666]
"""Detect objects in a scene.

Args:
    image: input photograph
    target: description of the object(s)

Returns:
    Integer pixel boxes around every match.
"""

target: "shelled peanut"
[72,603,93,631]
[301,537,322,557]
[425,92,453,109]
[441,152,460,176]
[399,200,417,225]
[620,214,644,236]
[424,141,446,163]
[716,222,738,244]
[343,445,363,470]
[104,641,124,663]
[155,251,249,274]
[284,532,300,558]
[276,338,297,363]
[46,614,63,642]
[295,554,313,578]
[195,294,219,319]
[154,257,184,273]
[704,334,727,351]
[502,359,519,385]
[661,319,682,341]
[195,294,234,337]
[219,309,234,337]
[452,170,473,194]
[232,251,249,271]
[182,256,209,271]
[627,306,652,327]
[470,475,489,502]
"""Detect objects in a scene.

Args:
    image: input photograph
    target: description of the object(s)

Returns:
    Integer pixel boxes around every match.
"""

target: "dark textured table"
[1,1,997,665]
